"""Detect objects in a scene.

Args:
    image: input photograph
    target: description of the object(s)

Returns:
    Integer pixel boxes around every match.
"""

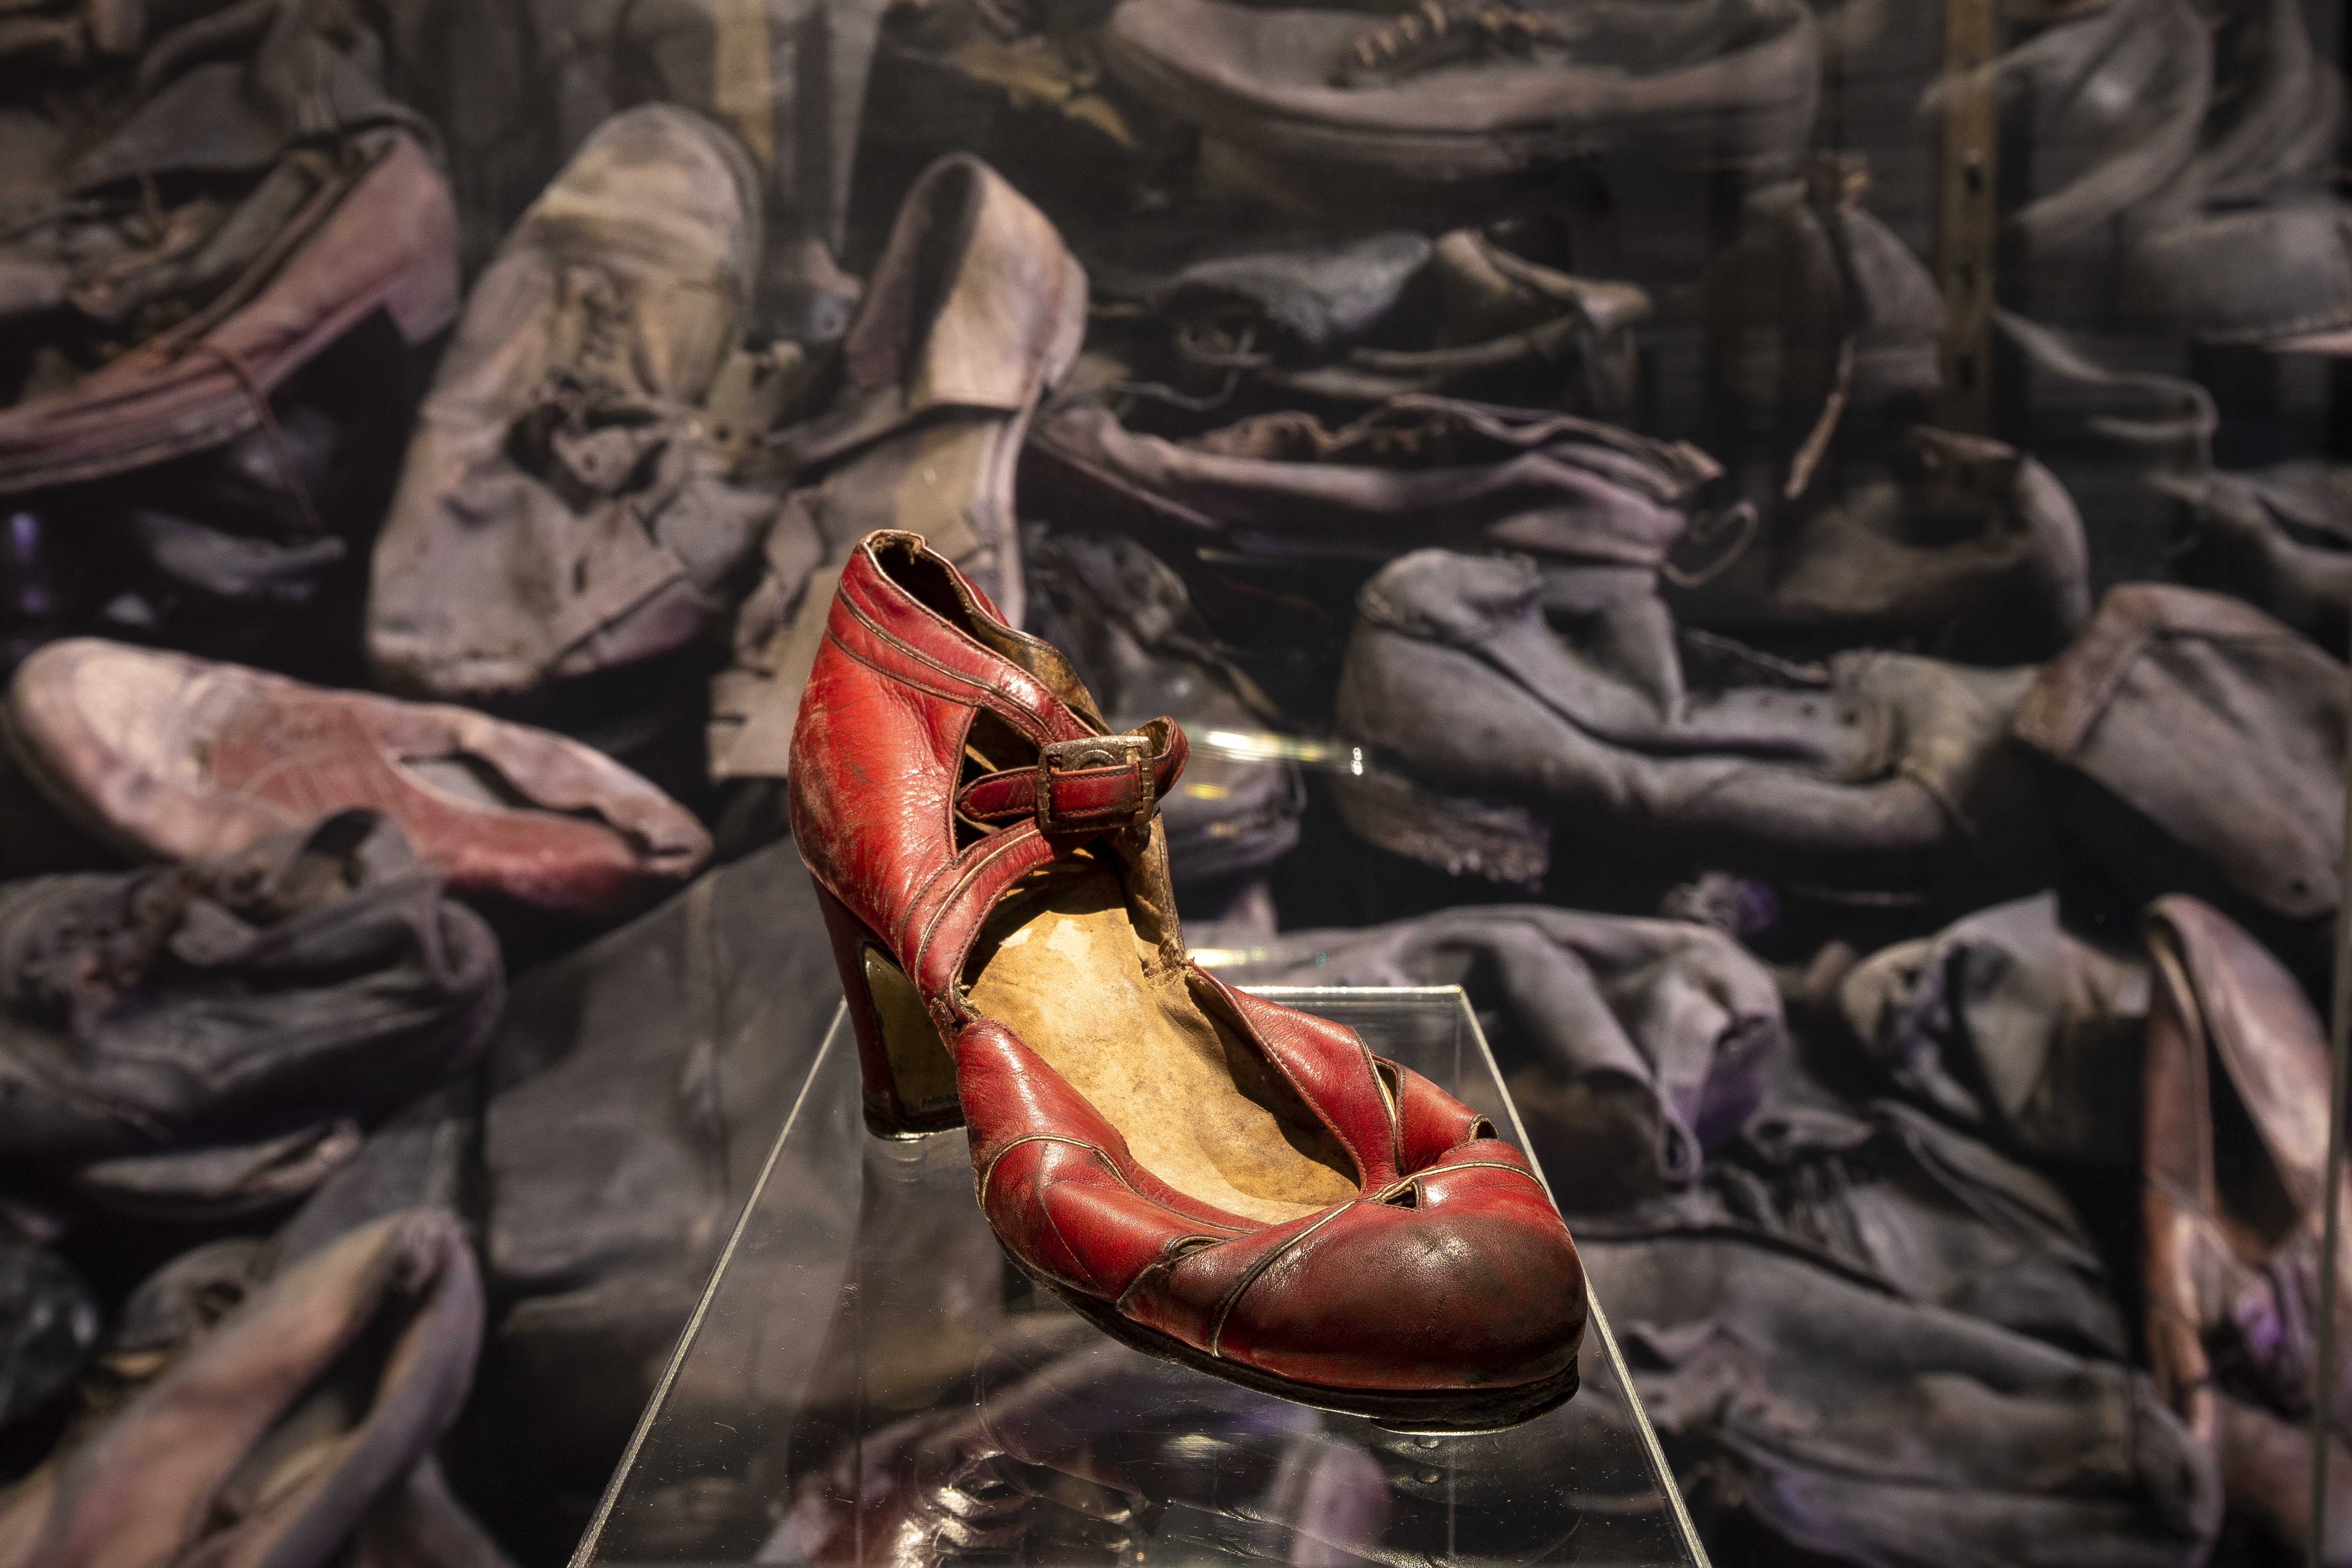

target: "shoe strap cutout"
[956,718,1189,836]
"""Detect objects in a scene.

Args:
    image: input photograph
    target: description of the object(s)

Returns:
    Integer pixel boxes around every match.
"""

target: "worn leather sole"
[1009,1241,1582,1433]
[1330,764,1552,884]
[1101,0,1820,181]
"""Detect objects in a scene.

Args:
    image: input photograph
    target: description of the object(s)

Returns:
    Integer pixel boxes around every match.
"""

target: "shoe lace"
[1328,0,1556,87]
[511,268,679,498]
[9,868,202,1031]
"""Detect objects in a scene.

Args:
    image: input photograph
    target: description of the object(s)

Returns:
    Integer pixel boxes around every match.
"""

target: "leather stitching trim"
[1206,1200,1356,1359]
[1420,1160,1547,1188]
[826,626,984,712]
[911,826,1043,988]
[980,1132,1117,1203]
[979,1132,1247,1232]
[1195,973,1377,1186]
[1367,1051,1402,1180]
[839,590,1065,749]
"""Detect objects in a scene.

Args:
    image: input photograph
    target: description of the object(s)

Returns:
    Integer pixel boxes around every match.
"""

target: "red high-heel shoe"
[791,531,1586,1429]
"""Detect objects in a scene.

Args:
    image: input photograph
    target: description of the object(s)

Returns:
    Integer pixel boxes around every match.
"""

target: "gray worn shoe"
[2167,460,2352,651]
[1580,1225,2218,1566]
[1585,1092,2128,1358]
[1332,548,2052,901]
[368,105,778,704]
[1835,892,2148,1165]
[1681,426,2091,664]
[2014,584,2346,964]
[1098,226,1652,415]
[0,812,502,1215]
[1993,308,2216,588]
[1099,0,1820,182]
[707,155,1087,780]
[1026,394,1723,600]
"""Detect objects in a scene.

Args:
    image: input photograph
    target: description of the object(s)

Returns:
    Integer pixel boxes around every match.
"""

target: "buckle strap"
[957,719,1189,836]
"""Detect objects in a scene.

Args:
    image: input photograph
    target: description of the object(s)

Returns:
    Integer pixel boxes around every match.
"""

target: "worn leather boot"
[707,155,1086,780]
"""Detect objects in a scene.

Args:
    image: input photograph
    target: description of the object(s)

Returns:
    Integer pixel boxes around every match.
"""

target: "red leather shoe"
[790,531,1586,1429]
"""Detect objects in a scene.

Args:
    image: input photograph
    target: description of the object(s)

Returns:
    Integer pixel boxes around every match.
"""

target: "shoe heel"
[1330,768,1552,885]
[813,881,964,1136]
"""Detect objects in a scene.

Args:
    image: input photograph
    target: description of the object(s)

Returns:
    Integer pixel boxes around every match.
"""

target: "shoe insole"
[966,858,1357,1225]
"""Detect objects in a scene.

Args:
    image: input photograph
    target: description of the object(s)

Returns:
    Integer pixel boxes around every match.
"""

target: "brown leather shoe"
[4,639,709,918]
[0,132,458,495]
[2143,895,2352,1559]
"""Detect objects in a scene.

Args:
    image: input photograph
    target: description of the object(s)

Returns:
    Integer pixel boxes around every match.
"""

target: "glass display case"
[573,990,1707,1568]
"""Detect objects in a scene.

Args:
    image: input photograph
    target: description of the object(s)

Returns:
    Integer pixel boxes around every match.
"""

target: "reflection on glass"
[576,988,1704,1568]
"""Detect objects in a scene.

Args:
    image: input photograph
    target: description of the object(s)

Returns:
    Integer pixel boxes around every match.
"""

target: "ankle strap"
[957,719,1189,836]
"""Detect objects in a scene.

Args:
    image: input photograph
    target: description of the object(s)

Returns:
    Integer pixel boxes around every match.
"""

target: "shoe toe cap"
[1209,1182,1586,1394]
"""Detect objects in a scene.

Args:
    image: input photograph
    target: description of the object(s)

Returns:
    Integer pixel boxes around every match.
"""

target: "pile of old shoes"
[0,1209,506,1568]
[0,0,460,673]
[1202,904,1785,1200]
[1097,0,1821,210]
[1024,393,1734,644]
[2,0,2350,1556]
[1966,0,2352,350]
[1086,224,1654,419]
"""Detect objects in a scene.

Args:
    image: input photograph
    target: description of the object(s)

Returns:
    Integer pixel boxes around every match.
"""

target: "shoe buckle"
[1036,734,1157,835]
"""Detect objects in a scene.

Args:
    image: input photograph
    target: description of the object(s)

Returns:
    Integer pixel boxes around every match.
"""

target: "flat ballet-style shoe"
[789,531,1587,1430]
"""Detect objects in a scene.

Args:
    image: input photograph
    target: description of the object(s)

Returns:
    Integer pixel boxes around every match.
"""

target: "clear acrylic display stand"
[573,987,1709,1568]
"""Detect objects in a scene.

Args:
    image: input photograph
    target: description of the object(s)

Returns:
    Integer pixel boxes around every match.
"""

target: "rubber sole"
[1007,1244,1582,1434]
